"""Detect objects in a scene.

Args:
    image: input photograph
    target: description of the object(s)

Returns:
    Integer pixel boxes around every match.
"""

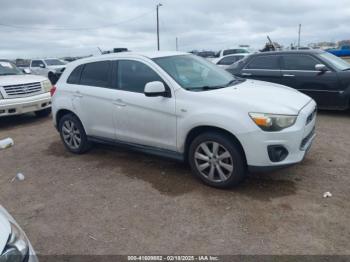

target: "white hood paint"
[191,79,311,115]
[0,207,11,254]
[0,74,48,86]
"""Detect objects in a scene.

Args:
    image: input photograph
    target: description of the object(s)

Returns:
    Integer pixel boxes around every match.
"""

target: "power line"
[0,10,153,31]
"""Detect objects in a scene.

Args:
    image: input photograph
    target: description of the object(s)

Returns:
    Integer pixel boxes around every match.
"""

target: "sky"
[0,0,349,59]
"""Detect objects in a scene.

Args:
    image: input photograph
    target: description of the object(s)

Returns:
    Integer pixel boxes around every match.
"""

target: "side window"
[218,56,236,65]
[218,56,242,65]
[282,55,319,71]
[245,56,280,70]
[31,60,44,67]
[80,61,111,88]
[117,60,163,93]
[67,65,83,84]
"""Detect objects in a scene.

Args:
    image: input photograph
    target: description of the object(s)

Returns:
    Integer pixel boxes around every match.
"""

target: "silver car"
[0,206,38,262]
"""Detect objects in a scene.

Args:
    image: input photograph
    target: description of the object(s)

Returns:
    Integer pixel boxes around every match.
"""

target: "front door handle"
[113,99,126,107]
[241,72,252,76]
[283,74,295,77]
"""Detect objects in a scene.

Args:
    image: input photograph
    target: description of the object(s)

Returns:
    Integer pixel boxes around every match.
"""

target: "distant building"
[308,42,336,50]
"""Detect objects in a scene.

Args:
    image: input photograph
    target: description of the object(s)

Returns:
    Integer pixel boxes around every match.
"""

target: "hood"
[0,74,47,86]
[197,79,312,115]
[0,206,11,254]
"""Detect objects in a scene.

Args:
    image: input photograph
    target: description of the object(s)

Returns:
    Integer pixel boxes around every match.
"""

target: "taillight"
[50,85,57,97]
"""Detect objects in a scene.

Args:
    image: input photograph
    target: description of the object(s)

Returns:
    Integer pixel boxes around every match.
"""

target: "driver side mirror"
[39,64,46,68]
[144,81,169,97]
[315,64,327,72]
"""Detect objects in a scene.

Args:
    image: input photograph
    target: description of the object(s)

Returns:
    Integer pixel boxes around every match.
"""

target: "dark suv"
[226,50,350,110]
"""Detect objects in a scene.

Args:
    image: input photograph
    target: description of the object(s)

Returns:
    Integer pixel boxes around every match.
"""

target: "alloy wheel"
[62,120,81,150]
[194,141,234,182]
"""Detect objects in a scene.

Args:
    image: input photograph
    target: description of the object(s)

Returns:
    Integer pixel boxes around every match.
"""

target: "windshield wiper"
[225,78,246,87]
[186,85,224,91]
[342,68,350,71]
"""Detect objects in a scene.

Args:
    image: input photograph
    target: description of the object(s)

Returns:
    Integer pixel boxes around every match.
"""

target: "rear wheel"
[58,113,91,154]
[189,132,246,188]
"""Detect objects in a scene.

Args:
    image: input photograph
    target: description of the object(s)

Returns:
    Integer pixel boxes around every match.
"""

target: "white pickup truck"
[29,58,66,84]
[0,60,52,117]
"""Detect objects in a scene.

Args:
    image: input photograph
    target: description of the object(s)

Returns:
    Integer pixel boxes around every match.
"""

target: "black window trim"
[113,59,172,97]
[243,55,282,71]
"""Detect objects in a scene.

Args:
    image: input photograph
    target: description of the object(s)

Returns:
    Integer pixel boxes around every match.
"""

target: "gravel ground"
[0,111,349,255]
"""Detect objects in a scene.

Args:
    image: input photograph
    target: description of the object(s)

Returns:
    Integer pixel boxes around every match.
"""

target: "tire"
[58,113,91,154]
[34,108,51,118]
[48,72,58,85]
[188,132,246,188]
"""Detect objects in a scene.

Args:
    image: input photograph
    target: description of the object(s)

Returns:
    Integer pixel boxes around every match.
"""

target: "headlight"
[42,80,52,92]
[249,113,297,131]
[0,223,29,262]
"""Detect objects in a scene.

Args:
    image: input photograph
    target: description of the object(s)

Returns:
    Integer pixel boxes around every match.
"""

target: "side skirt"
[88,136,184,162]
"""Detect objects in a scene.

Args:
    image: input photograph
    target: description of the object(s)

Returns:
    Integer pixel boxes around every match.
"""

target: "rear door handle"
[113,98,126,107]
[283,74,295,77]
[74,91,83,98]
[241,72,252,76]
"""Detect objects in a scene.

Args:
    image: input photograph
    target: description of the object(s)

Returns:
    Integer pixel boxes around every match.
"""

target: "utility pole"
[298,24,301,50]
[156,3,162,51]
[176,37,178,51]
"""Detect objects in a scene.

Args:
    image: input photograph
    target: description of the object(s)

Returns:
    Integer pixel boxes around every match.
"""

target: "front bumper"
[0,207,38,262]
[0,92,51,117]
[238,100,317,170]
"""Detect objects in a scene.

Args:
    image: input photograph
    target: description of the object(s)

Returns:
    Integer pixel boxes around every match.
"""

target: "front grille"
[3,82,42,98]
[300,127,315,150]
[306,108,317,125]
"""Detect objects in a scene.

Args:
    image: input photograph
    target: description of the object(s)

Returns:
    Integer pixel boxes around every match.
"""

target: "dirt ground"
[0,111,349,255]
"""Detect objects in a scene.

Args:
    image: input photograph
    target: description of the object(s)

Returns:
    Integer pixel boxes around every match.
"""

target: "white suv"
[0,60,52,117]
[29,58,66,84]
[52,52,316,188]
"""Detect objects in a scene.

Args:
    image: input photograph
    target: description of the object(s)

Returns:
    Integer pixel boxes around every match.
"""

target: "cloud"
[0,0,349,58]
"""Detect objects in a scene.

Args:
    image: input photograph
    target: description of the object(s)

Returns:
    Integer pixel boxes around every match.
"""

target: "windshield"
[319,52,350,70]
[0,61,23,76]
[153,55,236,90]
[44,59,65,66]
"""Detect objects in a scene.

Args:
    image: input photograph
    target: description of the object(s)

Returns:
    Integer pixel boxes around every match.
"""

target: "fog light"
[268,145,288,162]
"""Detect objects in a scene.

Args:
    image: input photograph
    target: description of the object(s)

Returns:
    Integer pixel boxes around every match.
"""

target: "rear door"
[280,54,341,108]
[69,60,117,139]
[239,55,282,84]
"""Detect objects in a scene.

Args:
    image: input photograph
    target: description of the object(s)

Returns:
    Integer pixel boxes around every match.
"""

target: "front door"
[70,60,116,139]
[280,54,341,108]
[112,59,177,151]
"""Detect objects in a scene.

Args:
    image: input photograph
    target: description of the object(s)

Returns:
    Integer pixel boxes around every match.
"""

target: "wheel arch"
[55,109,80,129]
[184,125,247,165]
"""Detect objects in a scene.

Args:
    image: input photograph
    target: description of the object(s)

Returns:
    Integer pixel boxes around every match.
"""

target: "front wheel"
[188,132,246,188]
[58,113,91,154]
